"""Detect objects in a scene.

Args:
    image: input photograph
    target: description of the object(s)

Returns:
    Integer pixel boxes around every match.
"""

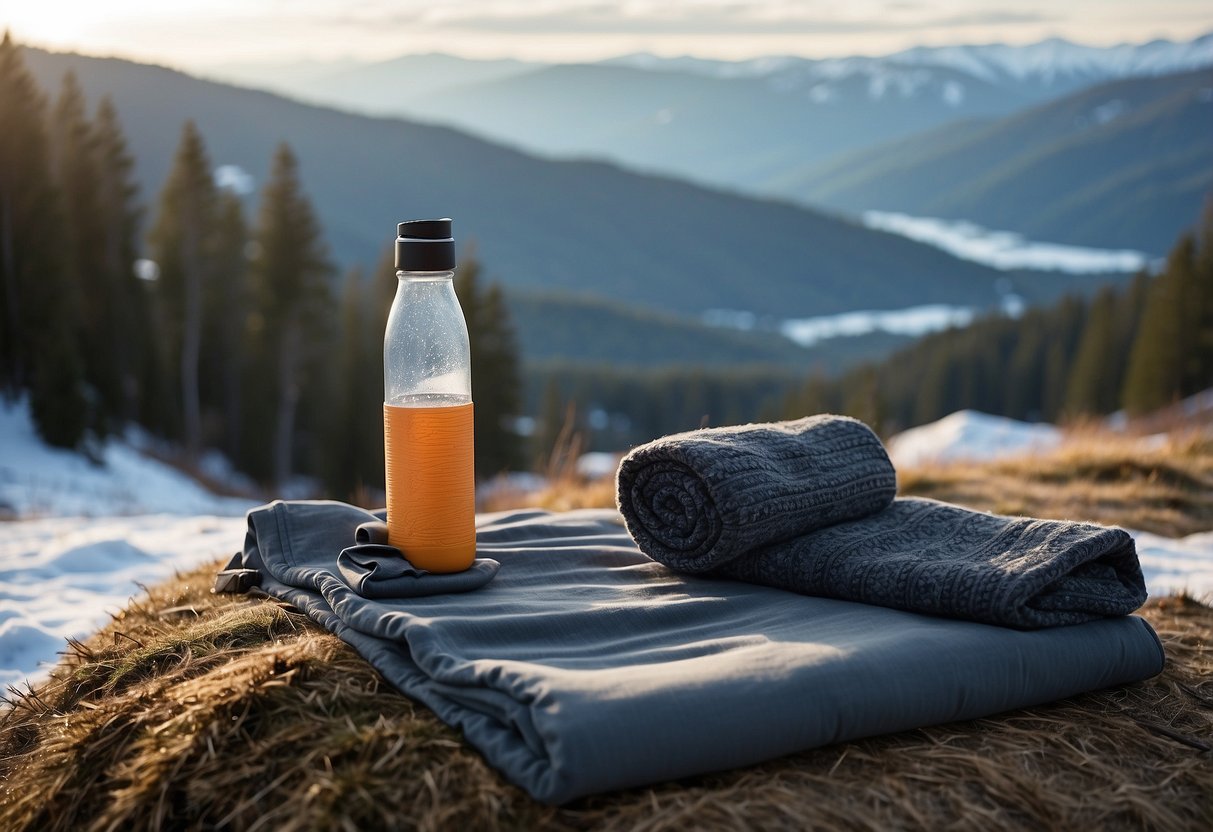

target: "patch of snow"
[890,34,1213,86]
[576,452,619,480]
[604,34,1213,96]
[0,514,248,687]
[942,80,965,106]
[807,84,835,103]
[1180,388,1213,417]
[887,410,1063,467]
[863,211,1150,273]
[1106,388,1213,431]
[476,471,548,505]
[1000,293,1026,318]
[1092,98,1127,124]
[0,397,254,519]
[780,304,974,347]
[509,415,536,438]
[133,258,159,282]
[1132,530,1213,601]
[214,164,254,195]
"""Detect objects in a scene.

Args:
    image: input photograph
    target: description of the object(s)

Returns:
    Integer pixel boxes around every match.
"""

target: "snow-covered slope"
[607,33,1213,102]
[0,398,254,518]
[1133,529,1213,598]
[886,410,1063,467]
[0,514,246,687]
[891,34,1213,89]
[0,398,259,686]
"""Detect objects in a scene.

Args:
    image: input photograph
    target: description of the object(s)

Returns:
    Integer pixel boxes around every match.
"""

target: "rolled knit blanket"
[617,415,897,572]
[617,416,1148,629]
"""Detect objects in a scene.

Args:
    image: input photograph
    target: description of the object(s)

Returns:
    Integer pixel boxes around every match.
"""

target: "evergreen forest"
[2,33,1210,502]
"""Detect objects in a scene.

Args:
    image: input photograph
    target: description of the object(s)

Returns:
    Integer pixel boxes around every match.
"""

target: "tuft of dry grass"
[1,565,1210,831]
[3,430,1211,830]
[898,429,1213,537]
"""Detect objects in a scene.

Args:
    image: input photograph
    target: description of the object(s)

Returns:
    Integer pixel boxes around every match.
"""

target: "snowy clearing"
[862,211,1151,273]
[0,398,255,519]
[0,514,247,688]
[887,410,1063,467]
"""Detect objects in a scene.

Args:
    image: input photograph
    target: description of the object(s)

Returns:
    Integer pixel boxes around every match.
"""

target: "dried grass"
[898,429,1213,537]
[3,432,1212,830]
[1,568,1209,831]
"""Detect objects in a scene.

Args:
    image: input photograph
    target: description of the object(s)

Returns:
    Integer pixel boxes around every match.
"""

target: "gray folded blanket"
[224,501,1164,804]
[617,415,1148,629]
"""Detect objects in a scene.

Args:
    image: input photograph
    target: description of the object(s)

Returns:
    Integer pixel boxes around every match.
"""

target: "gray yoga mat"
[229,500,1164,804]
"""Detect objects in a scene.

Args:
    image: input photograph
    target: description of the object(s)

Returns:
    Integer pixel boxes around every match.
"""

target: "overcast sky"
[5,0,1212,67]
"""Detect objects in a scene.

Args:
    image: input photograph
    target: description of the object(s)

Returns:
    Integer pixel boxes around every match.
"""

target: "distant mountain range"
[210,34,1212,253]
[23,44,1105,329]
[611,34,1213,99]
[209,53,539,113]
[784,69,1213,254]
[389,61,1023,193]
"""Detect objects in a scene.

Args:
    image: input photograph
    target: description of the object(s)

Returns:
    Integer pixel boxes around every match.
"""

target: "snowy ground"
[862,211,1152,273]
[887,410,1063,467]
[0,515,247,688]
[0,398,255,519]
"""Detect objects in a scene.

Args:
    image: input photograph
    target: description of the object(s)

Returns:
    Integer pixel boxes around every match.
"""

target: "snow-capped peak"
[889,33,1213,86]
[602,32,1213,101]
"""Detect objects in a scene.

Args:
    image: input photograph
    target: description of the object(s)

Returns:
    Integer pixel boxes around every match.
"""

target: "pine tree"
[1122,235,1193,414]
[147,121,218,456]
[51,71,124,434]
[783,372,832,419]
[92,96,148,426]
[1064,287,1120,416]
[248,143,333,488]
[326,266,366,499]
[203,190,249,458]
[323,266,388,501]
[1182,202,1213,394]
[0,33,87,446]
[1041,295,1087,422]
[1004,309,1050,420]
[454,249,523,477]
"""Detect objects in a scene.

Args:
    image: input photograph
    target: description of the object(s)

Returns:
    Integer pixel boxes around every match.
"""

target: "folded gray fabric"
[338,546,500,598]
[337,519,499,598]
[617,415,897,572]
[617,417,1148,629]
[355,520,391,545]
[228,500,1164,804]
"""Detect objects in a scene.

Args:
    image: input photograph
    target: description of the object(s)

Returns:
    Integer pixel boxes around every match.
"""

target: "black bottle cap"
[395,218,456,271]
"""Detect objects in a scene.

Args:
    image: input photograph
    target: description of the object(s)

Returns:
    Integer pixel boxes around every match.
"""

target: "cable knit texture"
[616,415,1148,629]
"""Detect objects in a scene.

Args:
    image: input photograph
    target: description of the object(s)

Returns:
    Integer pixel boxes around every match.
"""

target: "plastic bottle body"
[383,271,476,572]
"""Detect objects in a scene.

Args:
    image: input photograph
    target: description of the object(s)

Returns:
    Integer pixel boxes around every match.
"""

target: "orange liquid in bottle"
[383,401,476,573]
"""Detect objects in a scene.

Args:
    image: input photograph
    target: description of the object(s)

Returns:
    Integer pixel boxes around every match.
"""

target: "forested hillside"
[19,44,1097,318]
[789,69,1213,254]
[781,206,1213,433]
[0,36,521,499]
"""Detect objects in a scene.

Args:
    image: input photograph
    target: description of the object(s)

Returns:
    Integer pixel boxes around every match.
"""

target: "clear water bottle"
[383,218,475,572]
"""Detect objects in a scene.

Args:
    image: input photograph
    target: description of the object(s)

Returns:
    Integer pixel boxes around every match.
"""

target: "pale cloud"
[412,2,1056,35]
[2,0,1210,66]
